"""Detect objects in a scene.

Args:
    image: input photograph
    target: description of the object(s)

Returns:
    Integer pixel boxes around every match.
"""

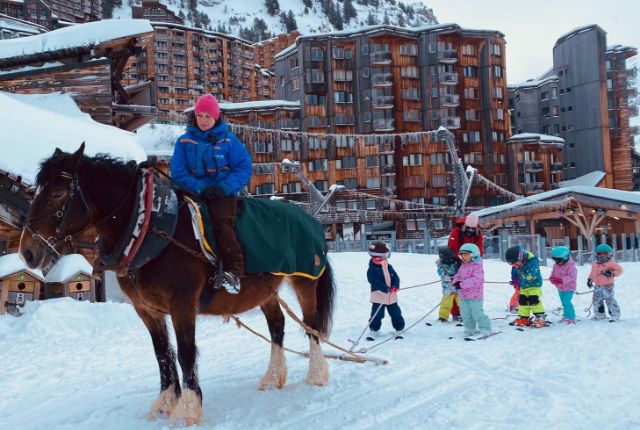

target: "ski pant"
[369,303,405,331]
[558,291,575,320]
[518,287,544,318]
[459,299,491,336]
[207,196,244,277]
[592,285,620,319]
[438,292,460,320]
[509,287,520,312]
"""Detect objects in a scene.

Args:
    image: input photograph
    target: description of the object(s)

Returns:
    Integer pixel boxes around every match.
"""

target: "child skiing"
[366,241,405,340]
[587,244,623,321]
[436,247,462,323]
[549,246,578,324]
[505,245,546,327]
[451,243,492,339]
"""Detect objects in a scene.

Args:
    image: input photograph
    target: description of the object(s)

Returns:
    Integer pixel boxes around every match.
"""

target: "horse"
[19,144,336,426]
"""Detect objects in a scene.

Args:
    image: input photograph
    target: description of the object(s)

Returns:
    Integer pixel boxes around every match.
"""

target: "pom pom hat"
[194,94,220,119]
[464,213,479,228]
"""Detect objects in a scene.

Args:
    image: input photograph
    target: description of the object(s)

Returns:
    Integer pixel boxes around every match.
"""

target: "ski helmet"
[438,246,456,264]
[459,243,480,260]
[595,243,612,254]
[551,246,571,263]
[368,241,390,258]
[505,246,523,264]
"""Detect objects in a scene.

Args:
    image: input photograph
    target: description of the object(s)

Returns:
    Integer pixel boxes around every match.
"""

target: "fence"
[327,231,640,265]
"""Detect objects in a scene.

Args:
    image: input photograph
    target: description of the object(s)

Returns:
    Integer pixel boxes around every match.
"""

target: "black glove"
[202,185,226,200]
[587,279,594,288]
[601,269,613,278]
[452,281,461,290]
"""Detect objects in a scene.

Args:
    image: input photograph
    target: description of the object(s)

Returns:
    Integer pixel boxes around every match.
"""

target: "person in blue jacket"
[170,94,252,294]
[505,245,545,327]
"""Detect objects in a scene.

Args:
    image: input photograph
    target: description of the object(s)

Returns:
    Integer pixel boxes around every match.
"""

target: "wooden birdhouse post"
[44,254,96,302]
[0,254,45,316]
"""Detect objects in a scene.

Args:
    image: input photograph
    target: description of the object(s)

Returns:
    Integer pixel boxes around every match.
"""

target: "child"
[451,243,492,338]
[366,241,405,340]
[549,246,578,324]
[505,245,546,327]
[587,244,623,321]
[436,247,462,323]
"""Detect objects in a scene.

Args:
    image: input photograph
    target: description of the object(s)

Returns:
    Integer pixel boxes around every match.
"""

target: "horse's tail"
[315,260,336,337]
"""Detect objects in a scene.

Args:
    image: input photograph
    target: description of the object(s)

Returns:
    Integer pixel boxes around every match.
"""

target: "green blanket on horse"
[188,197,327,279]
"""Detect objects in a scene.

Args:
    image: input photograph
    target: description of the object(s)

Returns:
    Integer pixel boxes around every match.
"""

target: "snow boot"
[513,317,531,327]
[395,330,404,340]
[366,330,378,341]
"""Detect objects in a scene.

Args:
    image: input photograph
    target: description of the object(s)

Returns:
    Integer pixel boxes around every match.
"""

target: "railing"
[373,118,394,131]
[370,51,392,64]
[440,72,458,85]
[525,161,544,172]
[440,94,460,106]
[371,73,393,86]
[441,116,461,129]
[550,162,563,172]
[372,95,394,108]
[437,50,458,63]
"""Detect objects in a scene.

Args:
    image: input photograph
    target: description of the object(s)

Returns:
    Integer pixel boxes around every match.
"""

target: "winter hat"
[595,243,612,254]
[459,243,481,260]
[368,241,390,258]
[464,213,479,228]
[194,94,220,119]
[438,246,456,263]
[551,246,571,262]
[505,245,524,264]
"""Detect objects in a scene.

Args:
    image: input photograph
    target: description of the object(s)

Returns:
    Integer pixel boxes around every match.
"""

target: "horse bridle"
[24,171,92,259]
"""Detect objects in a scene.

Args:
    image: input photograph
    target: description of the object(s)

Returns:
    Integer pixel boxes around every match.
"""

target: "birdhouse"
[0,254,45,316]
[44,254,96,302]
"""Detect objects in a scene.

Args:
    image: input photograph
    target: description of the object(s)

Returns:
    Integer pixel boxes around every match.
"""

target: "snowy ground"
[1,253,639,430]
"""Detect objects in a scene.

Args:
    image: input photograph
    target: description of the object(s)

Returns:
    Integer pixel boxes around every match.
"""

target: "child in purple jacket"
[549,246,578,324]
[452,243,492,337]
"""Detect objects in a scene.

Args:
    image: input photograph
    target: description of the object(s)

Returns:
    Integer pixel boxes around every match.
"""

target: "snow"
[0,92,147,186]
[1,252,640,429]
[559,171,606,188]
[0,19,153,61]
[44,254,93,283]
[136,123,183,157]
[509,132,565,144]
[219,100,300,111]
[0,253,44,280]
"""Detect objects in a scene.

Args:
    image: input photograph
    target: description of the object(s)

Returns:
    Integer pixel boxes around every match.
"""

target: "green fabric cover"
[198,198,327,277]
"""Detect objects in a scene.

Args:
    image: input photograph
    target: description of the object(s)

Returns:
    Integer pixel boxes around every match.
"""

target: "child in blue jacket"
[505,246,546,327]
[366,241,405,340]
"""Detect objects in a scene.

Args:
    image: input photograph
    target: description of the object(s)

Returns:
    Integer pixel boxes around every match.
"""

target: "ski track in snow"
[1,252,640,429]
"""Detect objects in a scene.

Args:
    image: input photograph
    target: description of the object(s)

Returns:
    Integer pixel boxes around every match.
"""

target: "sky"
[425,0,640,83]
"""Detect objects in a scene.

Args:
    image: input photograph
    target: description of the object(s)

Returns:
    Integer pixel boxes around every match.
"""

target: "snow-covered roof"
[0,253,45,281]
[0,19,153,61]
[554,24,603,48]
[473,185,640,220]
[0,13,47,34]
[607,44,637,54]
[559,171,606,188]
[44,254,93,283]
[508,133,565,144]
[509,74,559,90]
[220,100,300,111]
[136,123,183,158]
[0,91,147,186]
[0,61,65,77]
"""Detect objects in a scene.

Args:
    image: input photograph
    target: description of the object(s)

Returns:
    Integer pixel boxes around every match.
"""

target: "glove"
[452,281,461,290]
[441,275,451,283]
[549,277,560,285]
[389,287,399,294]
[601,269,613,278]
[509,279,519,289]
[201,185,226,200]
[587,279,594,288]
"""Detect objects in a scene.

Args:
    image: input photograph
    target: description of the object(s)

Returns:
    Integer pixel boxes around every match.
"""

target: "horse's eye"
[51,189,66,199]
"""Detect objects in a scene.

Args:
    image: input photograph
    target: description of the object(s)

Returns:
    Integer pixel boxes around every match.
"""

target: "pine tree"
[366,11,377,25]
[287,10,298,32]
[266,0,280,16]
[303,0,313,7]
[383,10,390,25]
[333,2,344,30]
[397,13,405,27]
[343,0,357,24]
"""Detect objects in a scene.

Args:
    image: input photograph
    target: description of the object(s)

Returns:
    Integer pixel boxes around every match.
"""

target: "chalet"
[0,252,45,315]
[44,254,98,302]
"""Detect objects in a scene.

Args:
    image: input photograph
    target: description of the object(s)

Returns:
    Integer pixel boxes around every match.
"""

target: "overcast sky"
[424,0,639,83]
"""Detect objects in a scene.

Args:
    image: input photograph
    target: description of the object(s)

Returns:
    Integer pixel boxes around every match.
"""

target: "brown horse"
[19,144,335,426]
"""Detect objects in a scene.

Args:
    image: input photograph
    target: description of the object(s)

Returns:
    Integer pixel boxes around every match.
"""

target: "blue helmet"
[595,244,612,254]
[459,243,480,260]
[551,246,571,261]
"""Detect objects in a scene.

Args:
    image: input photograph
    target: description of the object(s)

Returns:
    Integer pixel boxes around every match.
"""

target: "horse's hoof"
[305,360,330,386]
[147,386,178,420]
[169,388,203,426]
[258,369,288,390]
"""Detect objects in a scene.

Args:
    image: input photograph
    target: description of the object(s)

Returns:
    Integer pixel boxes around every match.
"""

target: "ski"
[515,323,551,331]
[464,331,502,341]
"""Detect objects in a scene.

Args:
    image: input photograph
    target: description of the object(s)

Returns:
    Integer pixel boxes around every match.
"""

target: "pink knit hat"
[194,94,220,119]
[464,213,479,228]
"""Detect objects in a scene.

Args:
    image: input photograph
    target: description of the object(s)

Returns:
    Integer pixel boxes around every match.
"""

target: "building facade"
[509,25,638,190]
[0,0,52,30]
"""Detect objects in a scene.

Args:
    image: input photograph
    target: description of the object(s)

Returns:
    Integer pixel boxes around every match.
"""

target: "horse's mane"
[36,152,137,186]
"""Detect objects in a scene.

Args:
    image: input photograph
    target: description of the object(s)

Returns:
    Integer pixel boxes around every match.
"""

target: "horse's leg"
[290,277,330,387]
[258,294,288,390]
[168,307,203,426]
[131,306,180,419]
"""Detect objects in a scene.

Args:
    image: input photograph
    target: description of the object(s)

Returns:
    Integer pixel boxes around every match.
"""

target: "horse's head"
[20,143,92,270]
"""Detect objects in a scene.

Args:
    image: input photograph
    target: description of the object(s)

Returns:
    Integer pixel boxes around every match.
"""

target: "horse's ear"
[70,142,85,169]
[53,147,63,156]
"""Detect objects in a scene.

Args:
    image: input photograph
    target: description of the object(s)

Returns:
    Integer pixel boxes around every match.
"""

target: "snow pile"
[1,253,639,429]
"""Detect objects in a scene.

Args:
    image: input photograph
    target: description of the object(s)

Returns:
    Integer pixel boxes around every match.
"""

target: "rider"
[170,94,252,294]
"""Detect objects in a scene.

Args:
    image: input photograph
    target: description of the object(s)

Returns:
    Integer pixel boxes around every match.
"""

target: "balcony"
[521,182,545,194]
[380,165,396,175]
[440,72,458,85]
[630,105,639,117]
[550,162,563,172]
[373,118,394,131]
[440,93,460,107]
[280,119,300,130]
[441,116,461,129]
[627,87,638,98]
[627,66,637,79]
[525,160,544,172]
[372,95,394,109]
[371,73,393,87]
[631,125,640,136]
[437,50,458,64]
[370,51,392,65]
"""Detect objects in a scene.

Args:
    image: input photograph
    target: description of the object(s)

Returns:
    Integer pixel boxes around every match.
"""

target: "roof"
[472,186,640,222]
[0,19,153,62]
[44,254,93,283]
[508,132,565,144]
[220,100,300,112]
[509,74,559,90]
[0,253,45,281]
[0,91,147,186]
[559,171,606,188]
[554,24,604,49]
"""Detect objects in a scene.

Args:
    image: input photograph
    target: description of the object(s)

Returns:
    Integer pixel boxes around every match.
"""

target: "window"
[461,44,476,56]
[281,138,300,151]
[607,79,614,90]
[430,153,445,165]
[494,87,503,99]
[310,47,323,61]
[490,43,501,56]
[314,180,328,191]
[465,109,480,121]
[255,183,275,195]
[406,176,425,188]
[335,114,355,125]
[432,197,446,206]
[464,153,482,164]
[306,94,326,105]
[308,116,324,127]
[333,69,353,81]
[362,67,370,78]
[336,156,357,169]
[402,153,423,166]
[348,200,358,210]
[464,87,479,99]
[308,159,328,171]
[335,135,356,147]
[552,87,558,98]
[282,182,301,193]
[552,105,559,116]
[366,155,380,167]
[361,44,369,55]
[401,66,419,78]
[290,56,299,68]
[332,47,345,59]
[364,111,372,123]
[342,178,357,190]
[463,66,478,78]
[366,177,380,188]
[309,137,327,149]
[255,142,273,153]
[400,44,418,55]
[463,131,481,143]
[291,78,300,91]
[307,69,324,83]
[495,109,504,120]
[336,201,346,212]
[402,110,420,122]
[431,175,445,187]
[334,91,354,103]
[493,65,503,78]
[366,199,376,210]
[402,87,420,100]
[492,131,505,142]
